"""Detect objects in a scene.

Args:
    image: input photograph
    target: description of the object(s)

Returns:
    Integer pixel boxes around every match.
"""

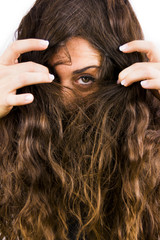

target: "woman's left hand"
[117,40,160,94]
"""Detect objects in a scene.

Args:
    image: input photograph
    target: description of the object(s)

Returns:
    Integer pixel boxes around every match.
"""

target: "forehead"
[50,37,101,69]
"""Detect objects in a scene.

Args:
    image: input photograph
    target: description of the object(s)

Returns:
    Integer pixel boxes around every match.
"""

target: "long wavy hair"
[0,0,160,239]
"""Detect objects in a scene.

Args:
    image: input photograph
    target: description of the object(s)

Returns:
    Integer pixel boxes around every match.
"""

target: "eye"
[76,75,95,85]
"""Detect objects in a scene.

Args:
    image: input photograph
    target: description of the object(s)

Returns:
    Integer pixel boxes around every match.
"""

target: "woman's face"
[50,37,101,98]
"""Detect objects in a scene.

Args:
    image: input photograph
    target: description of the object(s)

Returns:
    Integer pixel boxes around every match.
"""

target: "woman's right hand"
[0,39,54,118]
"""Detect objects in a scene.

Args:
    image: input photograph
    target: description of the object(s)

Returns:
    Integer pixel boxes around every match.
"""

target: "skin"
[0,38,160,119]
[49,37,101,98]
[118,40,160,94]
[0,39,54,118]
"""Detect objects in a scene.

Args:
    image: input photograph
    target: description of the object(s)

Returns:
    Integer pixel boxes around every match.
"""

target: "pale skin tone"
[118,40,160,94]
[0,39,54,118]
[0,38,160,119]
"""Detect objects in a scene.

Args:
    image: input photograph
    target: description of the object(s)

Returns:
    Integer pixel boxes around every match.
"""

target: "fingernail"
[119,44,128,52]
[40,40,49,48]
[25,94,33,102]
[49,73,55,81]
[140,81,148,87]
[121,80,126,86]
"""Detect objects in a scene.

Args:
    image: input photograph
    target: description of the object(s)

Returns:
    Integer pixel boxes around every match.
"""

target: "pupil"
[82,77,90,83]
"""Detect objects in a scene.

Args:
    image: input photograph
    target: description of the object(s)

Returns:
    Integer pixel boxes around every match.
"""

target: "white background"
[0,0,160,55]
[0,0,36,55]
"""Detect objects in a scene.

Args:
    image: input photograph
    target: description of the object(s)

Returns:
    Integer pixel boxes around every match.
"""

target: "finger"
[118,63,160,86]
[140,79,160,90]
[9,61,49,74]
[118,62,160,81]
[119,40,160,62]
[12,72,54,90]
[6,93,34,106]
[119,68,160,87]
[0,62,49,79]
[0,39,49,65]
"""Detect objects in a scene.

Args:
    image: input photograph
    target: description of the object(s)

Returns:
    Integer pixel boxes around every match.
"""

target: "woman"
[0,0,159,239]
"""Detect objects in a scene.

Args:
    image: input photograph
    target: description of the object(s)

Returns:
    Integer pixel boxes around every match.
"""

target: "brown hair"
[0,0,160,239]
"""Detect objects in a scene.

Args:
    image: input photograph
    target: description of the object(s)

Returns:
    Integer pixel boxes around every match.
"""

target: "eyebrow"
[49,63,100,75]
[72,66,100,75]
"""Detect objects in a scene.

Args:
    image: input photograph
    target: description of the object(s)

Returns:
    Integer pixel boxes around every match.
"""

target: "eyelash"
[75,75,95,86]
[50,70,95,88]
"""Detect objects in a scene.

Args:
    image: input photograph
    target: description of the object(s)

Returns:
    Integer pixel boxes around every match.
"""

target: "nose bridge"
[61,76,75,100]
[60,72,73,89]
[57,62,74,89]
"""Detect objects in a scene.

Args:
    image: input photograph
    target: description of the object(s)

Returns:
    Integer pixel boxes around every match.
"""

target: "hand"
[0,39,54,118]
[117,40,160,93]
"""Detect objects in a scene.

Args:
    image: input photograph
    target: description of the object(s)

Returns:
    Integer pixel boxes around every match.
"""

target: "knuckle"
[26,61,49,73]
[147,41,158,55]
[119,69,128,80]
[43,66,49,73]
[26,61,37,71]
[40,72,49,82]
[148,41,155,49]
[118,72,123,80]
[38,64,49,73]
[132,62,139,69]
[4,97,9,106]
[17,73,27,85]
[27,39,36,46]
[145,67,153,79]
[5,95,12,107]
[5,96,10,106]
[9,41,18,53]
